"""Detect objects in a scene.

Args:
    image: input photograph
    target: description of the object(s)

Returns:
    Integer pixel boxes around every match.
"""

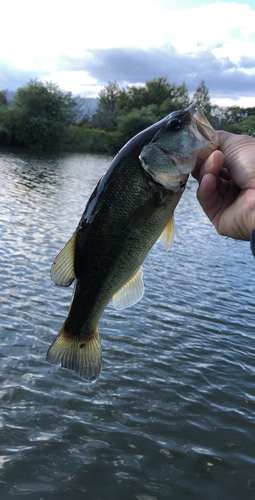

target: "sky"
[1,0,255,107]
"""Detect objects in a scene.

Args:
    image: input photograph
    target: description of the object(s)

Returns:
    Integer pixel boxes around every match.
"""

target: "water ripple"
[0,150,255,499]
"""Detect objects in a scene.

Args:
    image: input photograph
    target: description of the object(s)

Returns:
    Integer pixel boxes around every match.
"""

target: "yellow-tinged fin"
[112,267,144,310]
[46,326,102,382]
[51,229,78,287]
[159,215,175,251]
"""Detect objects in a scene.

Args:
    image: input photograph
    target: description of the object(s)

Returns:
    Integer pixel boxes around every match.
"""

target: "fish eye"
[169,119,183,131]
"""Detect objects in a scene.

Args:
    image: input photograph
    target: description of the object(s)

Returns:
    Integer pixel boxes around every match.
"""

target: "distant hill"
[75,97,98,118]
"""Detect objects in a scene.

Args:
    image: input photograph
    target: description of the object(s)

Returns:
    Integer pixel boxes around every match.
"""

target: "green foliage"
[117,105,159,145]
[1,77,255,153]
[117,85,147,112]
[91,81,121,131]
[159,98,187,118]
[210,105,252,132]
[0,80,76,148]
[136,77,174,108]
[174,82,190,108]
[0,106,12,144]
[234,115,255,137]
[98,80,120,113]
[116,77,189,113]
[228,107,248,123]
[68,125,120,153]
[192,80,212,117]
[0,90,8,107]
[90,77,191,135]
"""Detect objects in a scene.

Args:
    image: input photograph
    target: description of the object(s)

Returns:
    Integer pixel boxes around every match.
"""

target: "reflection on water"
[0,148,255,500]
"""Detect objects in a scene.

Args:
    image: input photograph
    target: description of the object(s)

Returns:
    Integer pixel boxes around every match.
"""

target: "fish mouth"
[187,104,219,159]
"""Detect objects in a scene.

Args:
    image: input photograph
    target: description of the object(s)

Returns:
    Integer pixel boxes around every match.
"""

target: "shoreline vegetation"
[0,78,255,154]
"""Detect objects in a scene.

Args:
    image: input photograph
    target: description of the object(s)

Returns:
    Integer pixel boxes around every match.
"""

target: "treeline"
[0,78,255,153]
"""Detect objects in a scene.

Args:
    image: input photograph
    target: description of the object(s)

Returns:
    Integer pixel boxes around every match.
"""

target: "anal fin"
[46,326,102,383]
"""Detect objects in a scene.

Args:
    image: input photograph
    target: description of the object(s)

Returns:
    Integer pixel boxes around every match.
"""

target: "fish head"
[139,104,218,192]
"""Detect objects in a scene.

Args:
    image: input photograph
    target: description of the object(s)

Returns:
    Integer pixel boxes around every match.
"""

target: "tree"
[174,82,190,107]
[159,98,187,117]
[117,105,159,145]
[224,106,248,124]
[10,80,76,148]
[117,84,147,111]
[91,81,121,131]
[192,80,212,117]
[0,90,8,107]
[144,77,176,107]
[156,82,190,118]
[117,77,177,112]
[235,115,255,137]
[98,80,120,113]
[246,107,255,117]
[0,106,12,144]
[89,78,191,132]
[0,90,13,144]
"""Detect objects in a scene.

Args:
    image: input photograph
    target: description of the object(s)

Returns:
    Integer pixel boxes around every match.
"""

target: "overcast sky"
[1,0,255,107]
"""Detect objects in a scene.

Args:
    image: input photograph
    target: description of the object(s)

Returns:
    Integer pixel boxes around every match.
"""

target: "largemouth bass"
[47,104,218,382]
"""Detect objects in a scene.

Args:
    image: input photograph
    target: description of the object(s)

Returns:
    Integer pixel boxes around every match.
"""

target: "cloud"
[1,1,255,105]
[238,56,255,70]
[55,46,255,101]
[0,61,41,91]
[2,43,255,105]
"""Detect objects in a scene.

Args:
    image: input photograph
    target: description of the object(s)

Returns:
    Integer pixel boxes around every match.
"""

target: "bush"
[235,116,255,137]
[68,126,120,153]
[0,80,76,149]
[0,106,12,145]
[117,106,159,145]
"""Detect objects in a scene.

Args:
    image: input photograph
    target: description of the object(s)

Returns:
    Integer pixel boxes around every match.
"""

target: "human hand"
[192,130,255,241]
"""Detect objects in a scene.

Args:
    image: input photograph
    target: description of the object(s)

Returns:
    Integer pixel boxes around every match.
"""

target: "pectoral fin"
[51,229,78,286]
[112,267,144,310]
[159,215,175,251]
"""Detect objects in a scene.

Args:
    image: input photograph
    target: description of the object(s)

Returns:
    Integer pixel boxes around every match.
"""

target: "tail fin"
[46,326,102,383]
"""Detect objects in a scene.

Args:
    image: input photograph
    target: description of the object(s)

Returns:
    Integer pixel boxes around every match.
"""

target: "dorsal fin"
[112,267,144,310]
[159,215,175,251]
[51,229,78,287]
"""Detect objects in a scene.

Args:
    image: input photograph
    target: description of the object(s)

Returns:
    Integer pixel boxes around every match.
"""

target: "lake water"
[0,148,255,500]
